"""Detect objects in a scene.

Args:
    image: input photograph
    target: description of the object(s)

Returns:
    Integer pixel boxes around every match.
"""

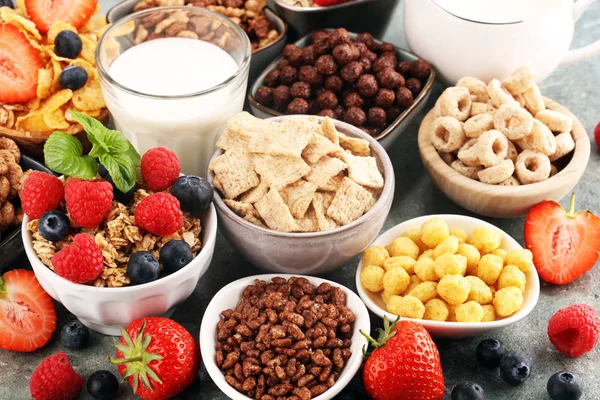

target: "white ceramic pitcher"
[404,0,600,84]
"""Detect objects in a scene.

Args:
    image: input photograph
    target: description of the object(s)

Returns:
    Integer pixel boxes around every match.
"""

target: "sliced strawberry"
[594,121,600,149]
[312,0,351,6]
[25,0,98,34]
[525,193,600,285]
[0,24,41,103]
[0,269,57,352]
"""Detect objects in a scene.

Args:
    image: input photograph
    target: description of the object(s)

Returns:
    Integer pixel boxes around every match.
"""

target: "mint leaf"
[99,152,137,193]
[70,111,130,156]
[44,131,97,179]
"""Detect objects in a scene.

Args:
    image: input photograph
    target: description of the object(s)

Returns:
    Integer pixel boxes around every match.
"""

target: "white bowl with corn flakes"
[356,215,540,339]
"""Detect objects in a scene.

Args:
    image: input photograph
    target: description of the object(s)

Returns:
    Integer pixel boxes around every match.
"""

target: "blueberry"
[547,372,583,400]
[451,381,486,400]
[98,163,109,178]
[60,319,90,349]
[128,251,160,285]
[59,66,88,90]
[87,370,119,400]
[476,338,506,368]
[171,175,213,217]
[0,0,14,8]
[105,175,136,205]
[160,240,193,274]
[39,210,70,242]
[54,30,82,59]
[499,352,532,386]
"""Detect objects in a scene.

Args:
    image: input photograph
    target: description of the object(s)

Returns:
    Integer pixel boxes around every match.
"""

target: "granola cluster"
[28,188,202,288]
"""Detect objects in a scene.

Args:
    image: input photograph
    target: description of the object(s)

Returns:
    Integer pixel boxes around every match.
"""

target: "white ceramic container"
[200,274,371,400]
[356,214,540,339]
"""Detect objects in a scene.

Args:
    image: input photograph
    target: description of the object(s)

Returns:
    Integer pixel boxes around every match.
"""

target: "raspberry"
[141,147,181,191]
[30,351,84,400]
[548,304,600,358]
[53,234,104,284]
[20,171,64,219]
[65,178,113,228]
[135,192,183,236]
[595,121,600,149]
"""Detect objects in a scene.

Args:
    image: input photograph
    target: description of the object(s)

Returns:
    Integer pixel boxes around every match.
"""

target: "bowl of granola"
[207,112,394,274]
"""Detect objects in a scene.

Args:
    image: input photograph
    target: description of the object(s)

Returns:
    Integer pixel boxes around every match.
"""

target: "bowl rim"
[417,96,591,196]
[271,0,375,12]
[21,202,218,293]
[207,114,395,238]
[355,214,541,330]
[199,273,371,400]
[247,29,436,142]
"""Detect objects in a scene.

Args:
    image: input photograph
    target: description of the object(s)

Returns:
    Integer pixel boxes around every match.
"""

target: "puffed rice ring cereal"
[430,116,466,152]
[438,87,472,121]
[549,131,575,161]
[476,129,508,167]
[477,159,515,184]
[457,138,480,166]
[456,77,490,103]
[521,83,545,116]
[522,120,557,156]
[515,150,551,184]
[464,113,494,138]
[493,103,534,140]
[535,109,573,133]
[502,65,536,95]
[451,160,481,180]
[498,176,521,186]
[487,79,516,108]
[471,102,496,116]
[506,140,518,163]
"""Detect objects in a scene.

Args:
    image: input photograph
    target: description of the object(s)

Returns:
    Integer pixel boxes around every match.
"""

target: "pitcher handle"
[561,0,600,65]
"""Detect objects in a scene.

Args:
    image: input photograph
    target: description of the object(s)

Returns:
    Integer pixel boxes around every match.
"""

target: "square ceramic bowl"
[199,274,371,400]
[248,31,436,149]
[207,115,395,275]
[355,214,540,339]
[22,204,218,336]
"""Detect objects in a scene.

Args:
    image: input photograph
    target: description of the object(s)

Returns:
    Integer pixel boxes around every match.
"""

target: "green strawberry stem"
[0,276,5,295]
[566,193,576,218]
[361,315,400,358]
[108,355,144,364]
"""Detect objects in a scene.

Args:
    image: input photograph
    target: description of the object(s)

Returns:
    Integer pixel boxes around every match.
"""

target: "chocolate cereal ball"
[344,106,366,127]
[328,28,351,48]
[276,59,290,70]
[405,78,422,97]
[264,69,280,87]
[357,74,379,97]
[356,32,374,44]
[332,43,360,65]
[379,51,397,62]
[373,57,396,73]
[362,126,382,137]
[396,86,414,108]
[367,107,387,128]
[279,65,298,85]
[397,60,412,76]
[379,43,394,53]
[324,75,344,92]
[315,55,338,75]
[290,81,311,99]
[283,44,299,58]
[376,67,405,89]
[313,38,331,57]
[344,91,364,108]
[359,57,372,73]
[311,29,329,43]
[410,59,431,78]
[255,86,273,106]
[318,109,336,118]
[286,98,309,114]
[340,61,363,83]
[374,88,395,109]
[287,48,304,67]
[299,65,323,86]
[317,90,339,110]
[334,105,345,119]
[273,85,291,110]
[386,107,402,122]
[302,45,316,65]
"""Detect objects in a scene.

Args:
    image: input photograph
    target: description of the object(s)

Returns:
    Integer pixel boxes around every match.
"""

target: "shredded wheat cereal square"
[253,154,311,190]
[293,207,319,232]
[254,189,296,232]
[302,132,342,164]
[304,155,347,188]
[239,178,270,204]
[341,151,384,189]
[326,177,373,225]
[337,132,371,157]
[320,117,340,145]
[279,180,318,219]
[311,192,338,231]
[209,150,259,199]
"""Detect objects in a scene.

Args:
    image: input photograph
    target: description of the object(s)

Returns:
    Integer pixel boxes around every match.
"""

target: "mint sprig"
[43,111,141,192]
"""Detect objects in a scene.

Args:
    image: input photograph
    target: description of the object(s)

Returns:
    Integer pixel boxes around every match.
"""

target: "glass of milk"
[96,7,251,177]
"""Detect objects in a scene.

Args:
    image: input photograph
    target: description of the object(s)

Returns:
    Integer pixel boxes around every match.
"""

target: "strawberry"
[595,121,600,149]
[362,317,444,400]
[0,24,42,103]
[0,269,57,352]
[312,0,352,6]
[109,317,200,400]
[525,193,600,284]
[25,0,98,34]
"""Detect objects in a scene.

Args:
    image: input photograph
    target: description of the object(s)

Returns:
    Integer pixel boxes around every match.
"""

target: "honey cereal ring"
[549,131,575,161]
[521,83,545,116]
[456,77,490,103]
[498,176,521,186]
[438,87,472,121]
[464,113,494,138]
[535,109,573,133]
[457,138,480,166]
[0,201,14,231]
[451,160,482,180]
[0,137,20,164]
[487,79,516,108]
[471,102,496,116]
[430,116,466,152]
[439,152,455,166]
[502,65,536,95]
[477,159,515,184]
[522,120,557,156]
[515,150,551,184]
[0,176,9,204]
[550,164,558,177]
[475,130,508,167]
[514,94,526,108]
[506,140,518,163]
[493,103,534,140]
[5,162,23,200]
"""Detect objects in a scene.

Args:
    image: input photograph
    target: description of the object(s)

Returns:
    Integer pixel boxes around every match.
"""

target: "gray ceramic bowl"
[207,115,394,274]
[106,0,288,83]
[248,31,436,149]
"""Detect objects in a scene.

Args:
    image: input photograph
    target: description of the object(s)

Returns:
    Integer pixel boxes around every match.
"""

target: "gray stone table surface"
[1,2,600,399]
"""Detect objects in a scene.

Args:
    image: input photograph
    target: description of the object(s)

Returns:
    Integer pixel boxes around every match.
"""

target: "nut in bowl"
[199,274,371,400]
[356,215,540,339]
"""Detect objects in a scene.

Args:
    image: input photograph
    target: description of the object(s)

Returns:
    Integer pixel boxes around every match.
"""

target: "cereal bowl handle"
[561,0,600,65]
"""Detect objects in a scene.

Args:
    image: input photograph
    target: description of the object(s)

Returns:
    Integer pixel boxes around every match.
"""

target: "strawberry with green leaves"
[362,317,444,400]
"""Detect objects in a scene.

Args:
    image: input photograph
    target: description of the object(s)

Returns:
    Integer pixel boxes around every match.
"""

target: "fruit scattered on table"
[362,317,444,400]
[547,303,600,358]
[29,351,84,400]
[499,351,532,386]
[476,338,506,368]
[87,370,119,400]
[60,319,90,350]
[127,251,161,285]
[360,217,529,321]
[20,170,64,220]
[547,371,583,400]
[525,193,600,284]
[0,269,56,352]
[109,317,200,400]
[594,121,600,148]
[450,381,486,400]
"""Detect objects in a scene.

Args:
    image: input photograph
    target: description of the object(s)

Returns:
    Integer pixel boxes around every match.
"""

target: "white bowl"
[22,204,218,336]
[200,274,371,400]
[355,214,540,339]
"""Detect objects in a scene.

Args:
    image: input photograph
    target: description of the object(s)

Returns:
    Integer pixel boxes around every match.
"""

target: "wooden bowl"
[418,97,590,218]
[0,109,110,157]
